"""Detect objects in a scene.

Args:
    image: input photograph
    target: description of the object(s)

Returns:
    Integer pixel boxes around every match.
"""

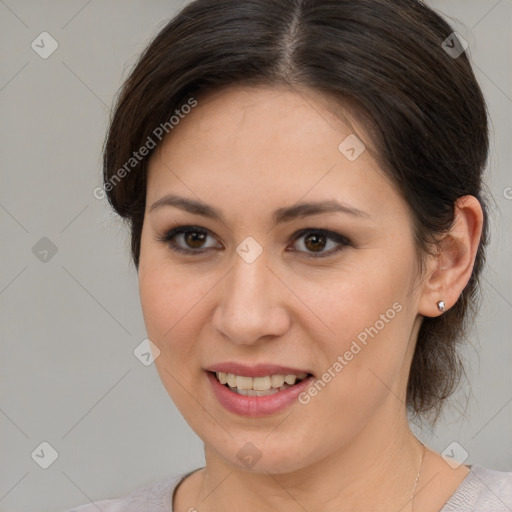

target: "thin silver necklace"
[411,441,427,512]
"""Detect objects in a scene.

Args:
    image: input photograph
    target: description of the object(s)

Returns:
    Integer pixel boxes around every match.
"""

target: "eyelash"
[156,225,351,259]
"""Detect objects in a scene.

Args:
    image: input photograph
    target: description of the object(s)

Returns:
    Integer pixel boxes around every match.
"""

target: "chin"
[205,432,320,475]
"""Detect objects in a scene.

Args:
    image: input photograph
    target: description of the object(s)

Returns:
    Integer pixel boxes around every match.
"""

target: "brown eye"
[157,225,221,254]
[184,230,207,249]
[303,232,327,253]
[157,225,351,259]
[289,228,351,258]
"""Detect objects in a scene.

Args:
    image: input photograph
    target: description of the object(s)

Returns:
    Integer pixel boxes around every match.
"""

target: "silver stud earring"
[437,300,446,312]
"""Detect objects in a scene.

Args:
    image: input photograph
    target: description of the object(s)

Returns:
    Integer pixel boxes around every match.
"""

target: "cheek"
[310,251,416,400]
[318,252,412,337]
[139,229,198,337]
[138,263,209,414]
[138,258,201,358]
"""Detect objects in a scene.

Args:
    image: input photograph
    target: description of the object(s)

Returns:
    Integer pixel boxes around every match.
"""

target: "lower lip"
[206,371,315,417]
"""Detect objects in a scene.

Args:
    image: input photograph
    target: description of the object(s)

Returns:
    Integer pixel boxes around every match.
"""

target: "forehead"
[155,84,371,156]
[145,85,404,224]
[149,85,369,176]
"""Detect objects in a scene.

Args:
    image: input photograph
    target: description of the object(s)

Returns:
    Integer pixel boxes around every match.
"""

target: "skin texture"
[138,85,483,512]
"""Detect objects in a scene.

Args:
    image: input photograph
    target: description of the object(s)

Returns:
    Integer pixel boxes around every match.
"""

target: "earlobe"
[418,195,483,318]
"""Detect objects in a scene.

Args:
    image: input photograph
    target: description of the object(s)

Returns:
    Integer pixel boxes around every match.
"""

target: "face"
[139,85,426,474]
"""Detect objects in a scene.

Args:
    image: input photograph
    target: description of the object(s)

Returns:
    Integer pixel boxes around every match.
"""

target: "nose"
[211,249,291,345]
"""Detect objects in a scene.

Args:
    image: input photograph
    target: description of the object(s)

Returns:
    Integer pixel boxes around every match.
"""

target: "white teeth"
[270,374,285,388]
[252,376,271,391]
[227,373,237,387]
[232,387,280,396]
[256,388,279,396]
[215,371,309,393]
[236,375,253,390]
[284,374,297,385]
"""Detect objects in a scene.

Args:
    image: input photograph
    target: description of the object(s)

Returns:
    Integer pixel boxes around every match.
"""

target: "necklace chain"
[411,440,427,512]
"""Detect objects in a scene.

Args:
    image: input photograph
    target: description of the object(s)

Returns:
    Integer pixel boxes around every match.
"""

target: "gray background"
[0,1,510,511]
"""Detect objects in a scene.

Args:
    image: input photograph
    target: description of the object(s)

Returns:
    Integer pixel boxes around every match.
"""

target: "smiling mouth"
[210,371,312,396]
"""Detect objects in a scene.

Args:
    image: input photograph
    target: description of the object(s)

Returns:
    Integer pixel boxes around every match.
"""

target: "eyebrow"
[149,193,372,224]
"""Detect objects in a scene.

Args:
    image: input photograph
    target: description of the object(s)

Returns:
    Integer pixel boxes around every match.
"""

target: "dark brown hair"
[102,0,490,424]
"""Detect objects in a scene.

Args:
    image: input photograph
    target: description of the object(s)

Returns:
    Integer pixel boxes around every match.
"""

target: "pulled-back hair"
[102,0,490,424]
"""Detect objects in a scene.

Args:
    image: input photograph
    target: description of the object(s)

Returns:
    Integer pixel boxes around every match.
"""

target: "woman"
[66,0,512,510]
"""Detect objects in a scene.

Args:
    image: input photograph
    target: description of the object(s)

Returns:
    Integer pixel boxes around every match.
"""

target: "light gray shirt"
[64,464,512,511]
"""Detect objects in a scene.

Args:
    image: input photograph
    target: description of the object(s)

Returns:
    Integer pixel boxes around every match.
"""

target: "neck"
[193,409,425,512]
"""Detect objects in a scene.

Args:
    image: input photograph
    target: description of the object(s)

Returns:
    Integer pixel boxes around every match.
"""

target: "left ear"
[418,195,484,318]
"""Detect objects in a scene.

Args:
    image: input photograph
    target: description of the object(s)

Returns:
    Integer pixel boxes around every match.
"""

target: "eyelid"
[155,225,221,254]
[287,228,351,258]
[156,225,351,258]
[290,227,351,246]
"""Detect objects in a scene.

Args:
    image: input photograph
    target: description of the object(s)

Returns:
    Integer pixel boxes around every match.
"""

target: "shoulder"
[441,464,512,512]
[61,471,191,512]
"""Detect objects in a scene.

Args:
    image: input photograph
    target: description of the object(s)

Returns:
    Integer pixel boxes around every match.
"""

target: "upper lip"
[205,362,312,377]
